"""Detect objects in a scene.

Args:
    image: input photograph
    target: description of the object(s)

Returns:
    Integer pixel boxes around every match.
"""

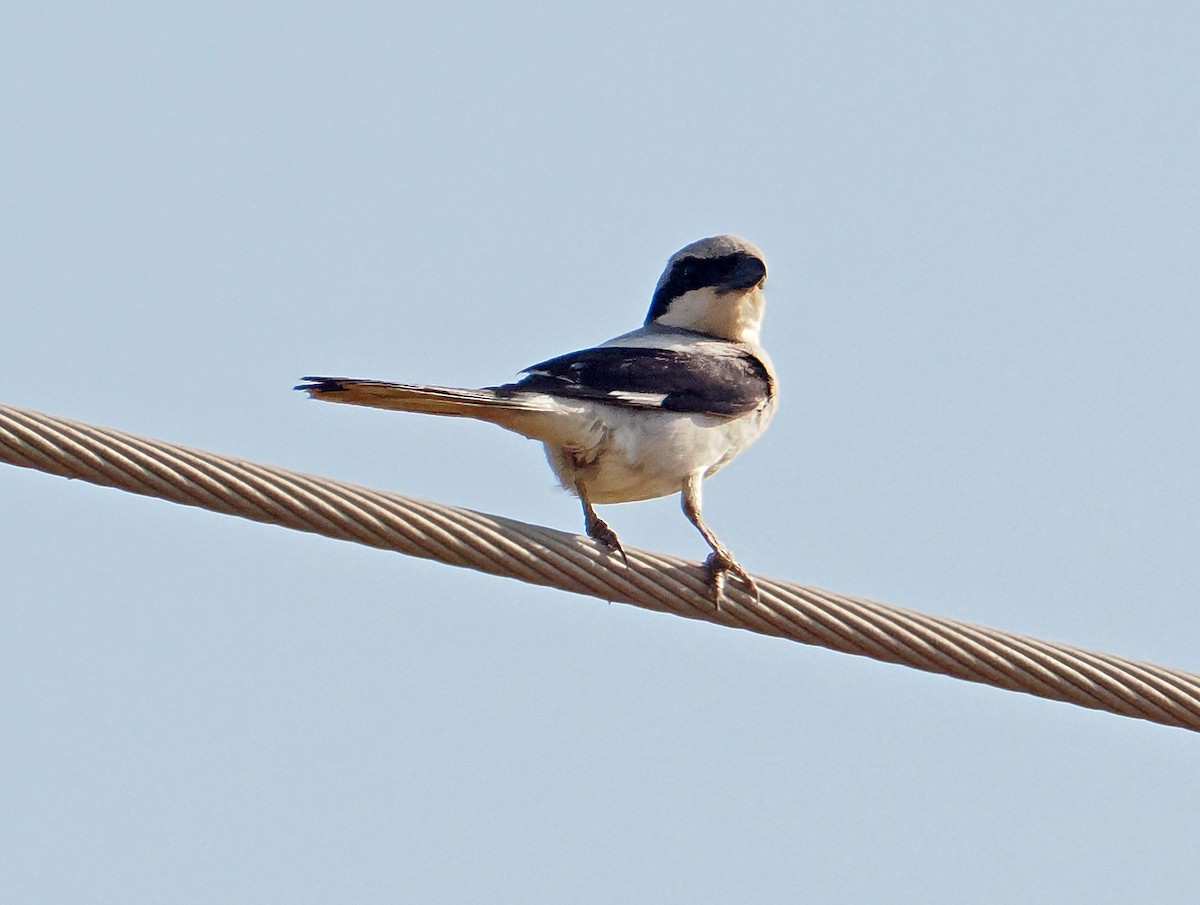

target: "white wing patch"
[606,390,668,407]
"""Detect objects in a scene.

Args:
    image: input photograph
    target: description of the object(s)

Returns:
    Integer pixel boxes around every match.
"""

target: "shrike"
[298,235,778,598]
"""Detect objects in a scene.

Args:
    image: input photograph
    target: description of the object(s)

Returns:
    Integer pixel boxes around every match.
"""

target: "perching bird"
[297,235,778,598]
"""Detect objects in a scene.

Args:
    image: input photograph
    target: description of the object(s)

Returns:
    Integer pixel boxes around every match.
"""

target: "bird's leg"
[681,473,758,604]
[577,482,628,564]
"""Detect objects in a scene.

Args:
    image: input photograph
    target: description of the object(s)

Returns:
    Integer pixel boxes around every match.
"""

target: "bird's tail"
[296,376,587,445]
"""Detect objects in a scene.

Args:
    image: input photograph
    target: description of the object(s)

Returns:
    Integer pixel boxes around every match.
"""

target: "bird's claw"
[587,517,629,565]
[704,551,759,608]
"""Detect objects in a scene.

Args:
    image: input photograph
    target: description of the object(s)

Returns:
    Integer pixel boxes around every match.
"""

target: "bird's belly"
[542,407,769,505]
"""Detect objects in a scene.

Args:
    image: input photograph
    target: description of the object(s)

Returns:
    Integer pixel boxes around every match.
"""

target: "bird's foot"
[704,550,759,607]
[586,515,628,565]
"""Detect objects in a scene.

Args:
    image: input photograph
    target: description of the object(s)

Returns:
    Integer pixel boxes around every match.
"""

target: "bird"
[297,235,778,599]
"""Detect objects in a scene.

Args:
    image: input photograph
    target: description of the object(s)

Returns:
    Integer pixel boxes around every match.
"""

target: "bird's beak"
[719,256,767,294]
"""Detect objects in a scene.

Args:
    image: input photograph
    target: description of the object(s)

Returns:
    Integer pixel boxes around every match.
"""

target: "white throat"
[654,286,765,345]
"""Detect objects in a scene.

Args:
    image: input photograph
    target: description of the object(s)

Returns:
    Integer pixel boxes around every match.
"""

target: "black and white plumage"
[298,235,778,597]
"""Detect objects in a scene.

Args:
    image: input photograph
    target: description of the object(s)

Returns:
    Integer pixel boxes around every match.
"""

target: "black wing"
[500,345,772,417]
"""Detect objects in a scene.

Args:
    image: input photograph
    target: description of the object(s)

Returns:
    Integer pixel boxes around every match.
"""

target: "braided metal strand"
[2,402,1197,731]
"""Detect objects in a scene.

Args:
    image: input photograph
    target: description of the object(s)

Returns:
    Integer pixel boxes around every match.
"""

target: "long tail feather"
[295,376,584,444]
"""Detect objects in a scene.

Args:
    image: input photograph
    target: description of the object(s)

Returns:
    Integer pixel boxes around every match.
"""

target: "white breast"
[542,401,774,505]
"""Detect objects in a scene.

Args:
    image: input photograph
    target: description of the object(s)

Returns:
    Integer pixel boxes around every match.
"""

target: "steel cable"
[2,402,1197,731]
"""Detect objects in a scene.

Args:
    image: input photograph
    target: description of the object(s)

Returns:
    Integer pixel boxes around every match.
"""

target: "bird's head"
[644,235,768,344]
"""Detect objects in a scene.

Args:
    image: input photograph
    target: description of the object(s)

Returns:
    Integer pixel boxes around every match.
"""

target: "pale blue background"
[3,2,1198,902]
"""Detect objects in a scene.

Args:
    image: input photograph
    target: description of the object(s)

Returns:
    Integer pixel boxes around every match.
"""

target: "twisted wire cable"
[2,402,1197,732]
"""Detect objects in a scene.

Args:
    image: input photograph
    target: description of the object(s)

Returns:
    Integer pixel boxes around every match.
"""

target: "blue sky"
[3,3,1198,902]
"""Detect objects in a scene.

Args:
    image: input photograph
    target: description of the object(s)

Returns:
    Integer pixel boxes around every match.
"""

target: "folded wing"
[509,345,772,417]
